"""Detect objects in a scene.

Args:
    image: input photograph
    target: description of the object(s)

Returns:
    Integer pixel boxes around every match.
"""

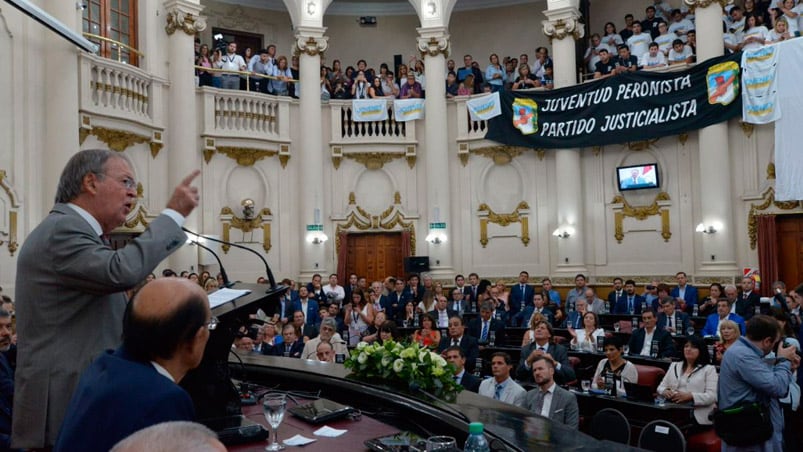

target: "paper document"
[313,426,347,437]
[208,288,251,309]
[283,434,316,446]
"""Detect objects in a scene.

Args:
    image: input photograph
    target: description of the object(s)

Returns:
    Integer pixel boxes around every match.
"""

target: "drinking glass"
[623,344,630,355]
[426,436,456,451]
[686,326,695,337]
[613,322,620,332]
[581,380,591,393]
[655,394,666,407]
[263,393,287,451]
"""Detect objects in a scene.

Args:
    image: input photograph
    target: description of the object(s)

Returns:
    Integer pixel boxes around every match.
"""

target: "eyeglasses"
[119,177,137,191]
[206,316,219,331]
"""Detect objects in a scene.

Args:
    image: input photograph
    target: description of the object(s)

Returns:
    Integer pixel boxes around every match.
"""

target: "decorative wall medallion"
[220,206,273,253]
[477,201,530,248]
[610,192,672,243]
[472,145,525,165]
[165,6,207,36]
[91,126,149,152]
[216,146,277,166]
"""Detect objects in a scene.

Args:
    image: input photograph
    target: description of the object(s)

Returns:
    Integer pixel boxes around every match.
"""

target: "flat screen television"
[616,163,660,191]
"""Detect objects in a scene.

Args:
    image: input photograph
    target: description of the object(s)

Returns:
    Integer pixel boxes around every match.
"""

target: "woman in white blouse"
[657,336,718,431]
[568,311,605,352]
[591,337,638,395]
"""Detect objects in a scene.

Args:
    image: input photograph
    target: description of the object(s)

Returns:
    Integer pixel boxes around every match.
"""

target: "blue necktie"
[481,321,489,342]
[628,297,633,313]
[494,383,504,400]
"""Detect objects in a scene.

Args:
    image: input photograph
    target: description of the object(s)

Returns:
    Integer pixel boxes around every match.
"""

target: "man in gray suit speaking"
[524,356,579,429]
[12,149,200,448]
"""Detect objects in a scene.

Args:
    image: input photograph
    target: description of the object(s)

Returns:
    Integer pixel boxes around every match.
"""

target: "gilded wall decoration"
[477,201,530,248]
[334,192,416,252]
[611,192,672,243]
[0,170,22,256]
[122,205,152,230]
[91,126,149,152]
[766,162,775,180]
[417,35,450,58]
[216,146,277,166]
[220,206,273,253]
[472,145,527,165]
[748,187,803,249]
[683,0,734,11]
[740,121,754,138]
[164,5,207,36]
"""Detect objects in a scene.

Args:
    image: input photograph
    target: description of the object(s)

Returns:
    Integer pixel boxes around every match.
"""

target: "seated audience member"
[686,29,697,54]
[445,71,459,98]
[626,22,652,59]
[293,286,320,327]
[478,352,526,407]
[110,421,226,452]
[437,316,479,373]
[519,292,556,327]
[654,283,672,311]
[257,322,283,355]
[614,45,639,74]
[445,346,481,393]
[768,15,793,43]
[54,279,210,452]
[521,309,551,346]
[302,318,348,360]
[568,311,605,352]
[381,72,401,99]
[741,15,770,51]
[563,298,588,330]
[368,76,386,98]
[670,271,698,313]
[583,288,606,314]
[233,334,254,353]
[467,301,506,345]
[458,74,475,95]
[517,320,575,384]
[591,337,638,395]
[272,324,304,358]
[654,22,679,55]
[376,321,400,344]
[667,39,694,65]
[531,47,552,79]
[614,279,646,314]
[315,341,335,363]
[430,295,458,329]
[657,336,718,432]
[449,288,468,314]
[0,310,12,449]
[396,300,417,327]
[698,283,724,317]
[628,309,676,358]
[640,42,668,68]
[400,73,424,99]
[487,286,511,325]
[702,299,746,337]
[643,280,660,306]
[292,310,318,342]
[361,311,388,344]
[737,276,762,320]
[412,313,441,348]
[657,297,691,335]
[525,356,579,429]
[584,34,612,74]
[607,277,625,311]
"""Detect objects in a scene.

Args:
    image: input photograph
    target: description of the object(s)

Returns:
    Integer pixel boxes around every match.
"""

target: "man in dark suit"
[466,273,481,305]
[343,273,359,305]
[656,297,691,335]
[628,309,676,358]
[429,296,458,329]
[562,298,588,329]
[445,346,481,393]
[607,277,625,311]
[736,276,762,320]
[454,274,471,299]
[271,324,305,358]
[517,320,575,385]
[467,301,506,345]
[13,150,199,449]
[670,271,699,313]
[54,278,209,452]
[438,316,480,373]
[292,310,318,341]
[509,271,535,317]
[613,279,646,315]
[387,278,409,319]
[0,310,14,449]
[524,356,579,429]
[518,292,555,327]
[449,288,468,314]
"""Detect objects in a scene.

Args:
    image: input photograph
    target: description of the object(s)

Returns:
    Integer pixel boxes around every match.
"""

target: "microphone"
[190,240,234,288]
[408,381,470,423]
[183,228,278,290]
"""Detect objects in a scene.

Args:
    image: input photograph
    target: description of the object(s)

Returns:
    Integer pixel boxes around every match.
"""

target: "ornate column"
[164,0,205,271]
[417,27,453,275]
[685,0,737,274]
[42,0,82,215]
[543,3,587,274]
[295,27,329,280]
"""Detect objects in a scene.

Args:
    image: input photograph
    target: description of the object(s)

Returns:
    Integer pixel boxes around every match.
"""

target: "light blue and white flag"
[351,99,389,122]
[466,92,502,121]
[393,98,425,121]
[741,44,780,124]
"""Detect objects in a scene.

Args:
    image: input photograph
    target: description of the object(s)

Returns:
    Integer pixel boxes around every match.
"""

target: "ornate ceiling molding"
[216,146,278,166]
[164,2,207,36]
[748,187,802,249]
[611,192,672,243]
[477,201,530,248]
[683,0,733,12]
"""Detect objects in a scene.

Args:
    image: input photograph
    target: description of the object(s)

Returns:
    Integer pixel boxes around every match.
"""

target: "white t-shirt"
[627,33,652,60]
[602,33,624,49]
[669,19,695,42]
[742,26,770,51]
[655,32,679,55]
[640,51,667,68]
[668,45,694,63]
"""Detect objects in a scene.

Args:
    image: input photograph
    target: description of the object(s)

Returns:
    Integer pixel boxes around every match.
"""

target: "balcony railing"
[197,87,291,143]
[78,53,164,130]
[453,95,488,142]
[329,100,417,145]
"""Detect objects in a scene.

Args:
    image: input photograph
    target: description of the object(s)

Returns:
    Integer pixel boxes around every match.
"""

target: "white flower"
[381,354,393,367]
[356,342,368,350]
[432,366,445,377]
[357,352,368,364]
[393,359,404,373]
[400,348,416,359]
[430,352,447,368]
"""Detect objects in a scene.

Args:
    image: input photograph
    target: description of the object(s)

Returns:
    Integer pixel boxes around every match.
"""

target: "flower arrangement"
[344,340,462,399]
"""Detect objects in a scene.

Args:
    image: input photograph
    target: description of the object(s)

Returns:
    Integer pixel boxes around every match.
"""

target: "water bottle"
[464,422,490,452]
[473,358,483,377]
[489,331,496,347]
[754,305,761,316]
[568,301,575,313]
[650,340,659,358]
[692,304,699,316]
[641,301,647,312]
[604,300,610,314]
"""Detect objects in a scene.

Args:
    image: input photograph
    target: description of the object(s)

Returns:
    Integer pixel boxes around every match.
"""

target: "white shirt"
[216,52,246,72]
[437,309,449,328]
[742,26,770,51]
[537,382,557,417]
[151,361,175,382]
[324,284,345,302]
[627,33,652,59]
[655,33,679,55]
[67,204,184,236]
[640,328,656,356]
[585,43,612,72]
[668,45,694,63]
[669,19,695,42]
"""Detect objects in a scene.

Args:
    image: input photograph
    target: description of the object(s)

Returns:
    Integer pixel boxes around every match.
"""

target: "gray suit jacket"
[13,204,185,447]
[524,384,579,429]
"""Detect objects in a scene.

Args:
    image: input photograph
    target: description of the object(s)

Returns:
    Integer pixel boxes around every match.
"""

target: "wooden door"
[777,214,803,288]
[345,233,404,283]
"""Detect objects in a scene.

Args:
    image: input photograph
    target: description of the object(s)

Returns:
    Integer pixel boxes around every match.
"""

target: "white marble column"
[42,0,82,214]
[417,28,453,274]
[164,0,205,271]
[686,0,737,273]
[543,4,587,273]
[295,27,329,280]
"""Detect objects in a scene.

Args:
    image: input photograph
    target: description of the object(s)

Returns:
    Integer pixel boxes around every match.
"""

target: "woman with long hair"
[412,313,441,348]
[657,336,718,432]
[568,311,605,352]
[345,290,375,346]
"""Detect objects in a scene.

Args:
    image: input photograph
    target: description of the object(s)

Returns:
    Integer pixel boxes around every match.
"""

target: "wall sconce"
[306,225,328,244]
[552,226,575,239]
[426,208,447,245]
[241,198,255,220]
[695,222,722,234]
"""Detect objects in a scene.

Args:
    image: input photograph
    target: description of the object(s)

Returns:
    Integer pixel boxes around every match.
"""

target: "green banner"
[486,52,742,149]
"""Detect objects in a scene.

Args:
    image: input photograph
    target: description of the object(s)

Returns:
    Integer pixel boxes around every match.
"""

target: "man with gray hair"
[111,421,225,452]
[301,317,349,360]
[13,149,201,449]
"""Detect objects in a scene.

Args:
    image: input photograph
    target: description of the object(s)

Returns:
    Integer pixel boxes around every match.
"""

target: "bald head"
[123,277,211,369]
